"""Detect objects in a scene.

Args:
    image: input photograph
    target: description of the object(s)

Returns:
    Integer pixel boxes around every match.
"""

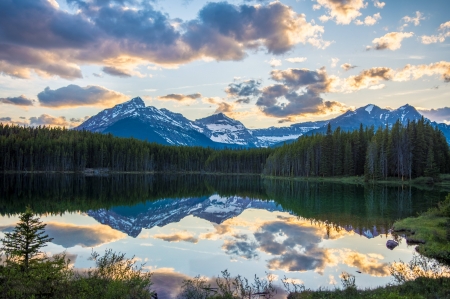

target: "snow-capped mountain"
[87,195,284,237]
[77,97,231,147]
[193,113,258,147]
[76,98,450,147]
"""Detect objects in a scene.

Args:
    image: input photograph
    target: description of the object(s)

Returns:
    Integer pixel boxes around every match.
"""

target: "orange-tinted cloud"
[0,0,328,79]
[153,232,199,243]
[315,0,367,25]
[158,93,202,102]
[37,85,127,108]
[370,32,414,51]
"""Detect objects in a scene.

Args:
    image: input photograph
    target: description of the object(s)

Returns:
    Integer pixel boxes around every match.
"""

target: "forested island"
[1,118,449,180]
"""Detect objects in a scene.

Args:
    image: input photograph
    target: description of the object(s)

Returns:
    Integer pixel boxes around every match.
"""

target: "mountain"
[86,194,384,240]
[77,98,450,147]
[87,195,284,237]
[305,104,423,136]
[77,97,236,148]
[193,113,258,147]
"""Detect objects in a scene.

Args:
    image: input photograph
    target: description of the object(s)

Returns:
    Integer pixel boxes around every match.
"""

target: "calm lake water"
[0,174,447,297]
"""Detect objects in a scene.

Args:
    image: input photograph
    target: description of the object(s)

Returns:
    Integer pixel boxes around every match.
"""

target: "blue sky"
[0,0,449,128]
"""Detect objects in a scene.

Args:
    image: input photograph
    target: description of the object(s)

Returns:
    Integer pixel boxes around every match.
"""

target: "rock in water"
[386,240,399,250]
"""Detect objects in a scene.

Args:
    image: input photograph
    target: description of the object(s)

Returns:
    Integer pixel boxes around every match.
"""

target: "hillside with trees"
[1,118,449,179]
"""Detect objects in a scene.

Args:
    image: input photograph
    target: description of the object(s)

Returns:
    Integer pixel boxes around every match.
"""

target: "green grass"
[393,193,450,264]
[287,277,450,299]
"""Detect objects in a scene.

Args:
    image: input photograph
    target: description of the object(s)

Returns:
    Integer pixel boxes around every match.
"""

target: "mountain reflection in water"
[0,174,447,296]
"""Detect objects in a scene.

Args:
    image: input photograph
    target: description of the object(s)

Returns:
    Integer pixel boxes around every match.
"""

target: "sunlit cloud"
[285,57,307,63]
[331,58,340,68]
[315,0,367,25]
[37,85,128,108]
[337,249,390,276]
[153,231,199,243]
[421,21,450,44]
[157,93,202,102]
[341,63,357,71]
[45,223,127,248]
[0,0,329,79]
[354,13,381,26]
[267,58,282,68]
[402,11,425,26]
[369,32,414,51]
[373,0,385,9]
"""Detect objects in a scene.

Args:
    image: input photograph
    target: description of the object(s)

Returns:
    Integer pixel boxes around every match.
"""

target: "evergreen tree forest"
[1,118,449,179]
[263,118,450,179]
[0,124,271,174]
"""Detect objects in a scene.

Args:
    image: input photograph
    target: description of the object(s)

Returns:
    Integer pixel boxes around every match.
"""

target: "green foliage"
[393,193,450,264]
[70,249,154,299]
[1,206,53,270]
[263,120,450,180]
[0,209,154,299]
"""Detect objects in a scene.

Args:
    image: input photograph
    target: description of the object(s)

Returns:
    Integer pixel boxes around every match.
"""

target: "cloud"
[225,79,262,103]
[256,68,346,117]
[222,236,258,259]
[393,61,450,82]
[267,58,282,68]
[153,232,199,243]
[331,58,339,68]
[417,107,450,123]
[0,0,328,79]
[343,67,393,90]
[402,11,425,26]
[29,114,69,127]
[370,32,414,50]
[285,57,307,63]
[45,223,126,248]
[157,93,202,102]
[341,61,450,92]
[0,95,34,106]
[373,0,385,9]
[0,117,12,122]
[354,13,381,26]
[421,21,450,44]
[102,66,132,78]
[254,221,334,272]
[315,0,367,25]
[37,84,127,107]
[339,249,390,276]
[341,63,357,71]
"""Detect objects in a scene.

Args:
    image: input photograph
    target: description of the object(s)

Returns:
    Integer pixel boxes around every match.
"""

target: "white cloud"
[315,0,367,25]
[355,13,381,26]
[373,0,385,9]
[331,58,340,68]
[402,11,425,26]
[421,21,450,44]
[267,58,282,68]
[285,57,307,63]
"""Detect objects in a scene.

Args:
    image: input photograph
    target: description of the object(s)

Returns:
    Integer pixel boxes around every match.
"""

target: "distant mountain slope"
[77,98,450,147]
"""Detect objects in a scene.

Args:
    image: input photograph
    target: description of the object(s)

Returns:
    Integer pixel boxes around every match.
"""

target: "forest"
[1,117,449,179]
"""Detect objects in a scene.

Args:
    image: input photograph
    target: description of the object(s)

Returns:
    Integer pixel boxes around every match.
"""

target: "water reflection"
[0,174,447,294]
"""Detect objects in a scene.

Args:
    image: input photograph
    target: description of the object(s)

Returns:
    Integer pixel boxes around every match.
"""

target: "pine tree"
[1,206,53,271]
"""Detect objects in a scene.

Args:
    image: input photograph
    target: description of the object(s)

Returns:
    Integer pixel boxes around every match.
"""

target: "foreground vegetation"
[2,208,450,298]
[393,193,450,264]
[0,207,154,299]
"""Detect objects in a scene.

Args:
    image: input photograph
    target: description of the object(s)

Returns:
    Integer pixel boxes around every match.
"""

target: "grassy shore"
[287,277,450,299]
[393,193,450,264]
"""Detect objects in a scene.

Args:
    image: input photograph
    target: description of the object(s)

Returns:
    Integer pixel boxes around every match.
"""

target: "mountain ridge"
[76,98,450,147]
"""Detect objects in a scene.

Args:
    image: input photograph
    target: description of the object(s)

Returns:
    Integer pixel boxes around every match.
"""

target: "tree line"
[263,118,450,179]
[1,118,449,179]
[0,124,272,173]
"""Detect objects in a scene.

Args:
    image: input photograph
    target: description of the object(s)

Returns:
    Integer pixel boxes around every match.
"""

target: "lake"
[0,174,447,297]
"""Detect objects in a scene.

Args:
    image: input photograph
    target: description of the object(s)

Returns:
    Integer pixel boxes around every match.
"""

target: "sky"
[0,0,450,129]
